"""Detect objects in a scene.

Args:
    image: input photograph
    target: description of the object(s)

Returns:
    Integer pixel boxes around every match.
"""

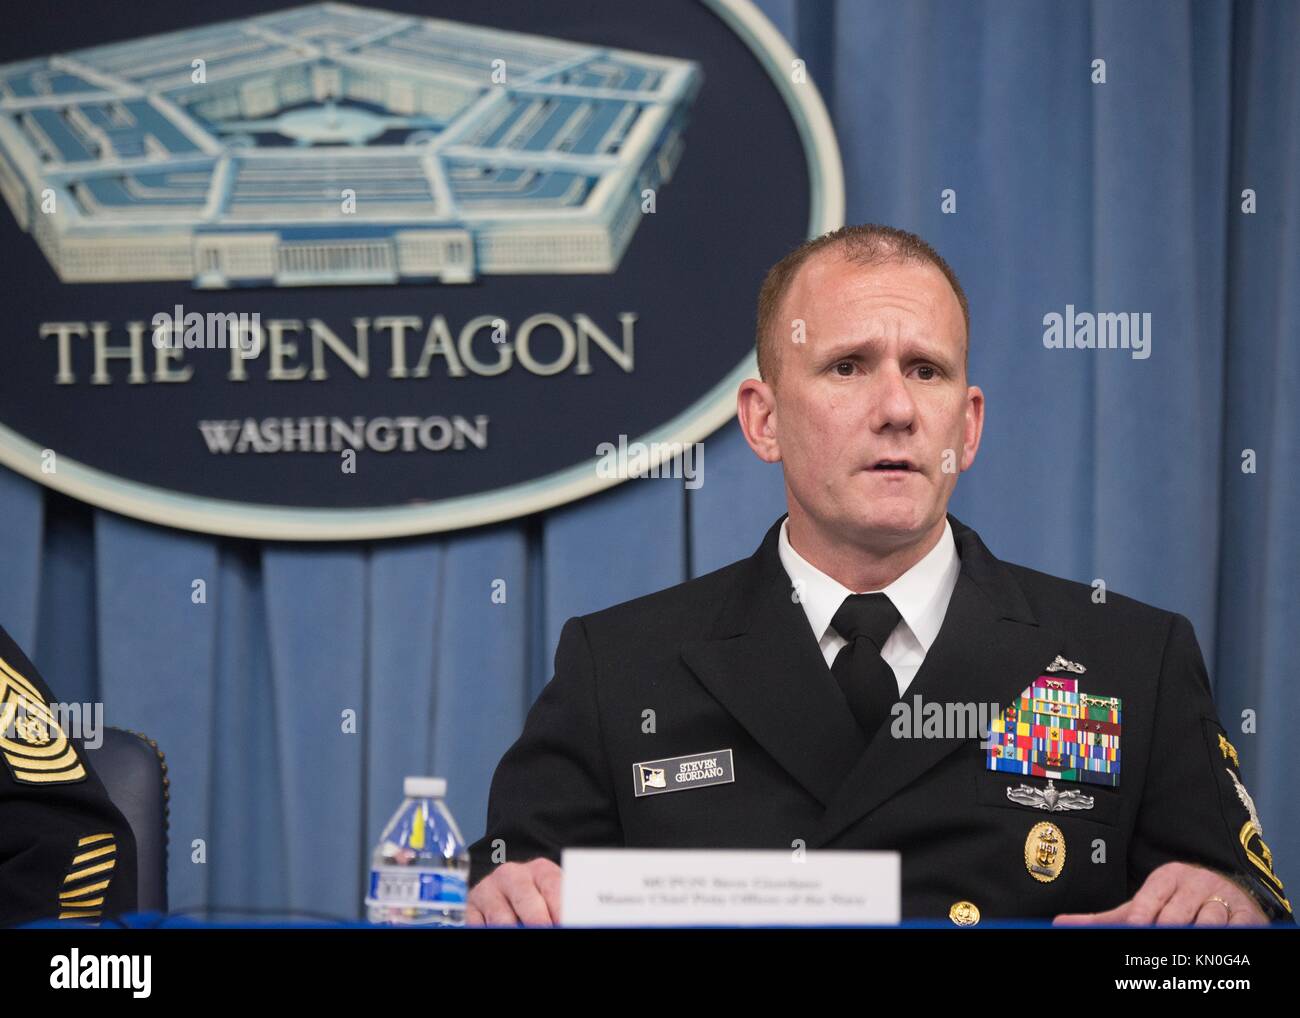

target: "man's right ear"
[736,378,781,464]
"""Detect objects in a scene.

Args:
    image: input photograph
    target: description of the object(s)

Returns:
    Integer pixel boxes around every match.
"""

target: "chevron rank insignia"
[986,675,1120,787]
[1203,719,1291,916]
[0,654,86,785]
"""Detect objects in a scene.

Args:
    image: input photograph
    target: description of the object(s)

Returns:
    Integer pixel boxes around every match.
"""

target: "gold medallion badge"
[1025,821,1066,883]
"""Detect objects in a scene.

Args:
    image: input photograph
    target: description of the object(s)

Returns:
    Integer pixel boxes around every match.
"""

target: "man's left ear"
[962,385,985,469]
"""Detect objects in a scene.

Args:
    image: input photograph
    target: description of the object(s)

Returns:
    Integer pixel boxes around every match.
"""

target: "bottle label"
[367,865,467,906]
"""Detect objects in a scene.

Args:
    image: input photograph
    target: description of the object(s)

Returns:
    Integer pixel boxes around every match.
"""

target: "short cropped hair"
[754,223,970,384]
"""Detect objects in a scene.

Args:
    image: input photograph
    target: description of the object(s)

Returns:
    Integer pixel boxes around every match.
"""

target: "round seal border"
[0,0,845,540]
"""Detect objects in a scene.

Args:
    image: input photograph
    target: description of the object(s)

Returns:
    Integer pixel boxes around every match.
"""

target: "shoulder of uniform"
[998,560,1178,635]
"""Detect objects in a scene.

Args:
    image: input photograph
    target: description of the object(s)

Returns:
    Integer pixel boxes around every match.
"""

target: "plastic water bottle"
[365,776,469,927]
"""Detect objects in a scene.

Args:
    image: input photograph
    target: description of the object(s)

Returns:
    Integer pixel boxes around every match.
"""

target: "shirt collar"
[777,515,960,652]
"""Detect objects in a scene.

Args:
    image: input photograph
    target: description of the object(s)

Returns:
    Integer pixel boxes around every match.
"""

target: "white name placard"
[560,849,900,927]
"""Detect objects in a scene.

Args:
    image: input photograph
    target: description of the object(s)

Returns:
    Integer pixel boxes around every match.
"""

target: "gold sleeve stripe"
[60,879,111,900]
[62,859,116,883]
[60,832,117,915]
[10,761,87,783]
[7,747,82,770]
[71,844,117,866]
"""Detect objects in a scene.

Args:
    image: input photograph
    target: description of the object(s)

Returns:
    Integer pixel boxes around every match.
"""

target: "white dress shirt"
[777,516,961,695]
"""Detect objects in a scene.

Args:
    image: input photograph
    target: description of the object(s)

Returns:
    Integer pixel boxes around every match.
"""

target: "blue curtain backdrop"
[0,0,1295,918]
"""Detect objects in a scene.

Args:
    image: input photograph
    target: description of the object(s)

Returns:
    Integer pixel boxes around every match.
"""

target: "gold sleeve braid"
[57,832,119,923]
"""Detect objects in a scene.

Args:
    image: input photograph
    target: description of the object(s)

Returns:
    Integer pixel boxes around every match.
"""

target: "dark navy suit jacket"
[470,513,1292,922]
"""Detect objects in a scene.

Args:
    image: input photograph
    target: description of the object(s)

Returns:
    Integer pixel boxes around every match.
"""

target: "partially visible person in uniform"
[465,223,1292,928]
[0,623,137,926]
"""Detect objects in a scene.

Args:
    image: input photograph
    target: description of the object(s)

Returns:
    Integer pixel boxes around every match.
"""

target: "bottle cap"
[404,776,445,798]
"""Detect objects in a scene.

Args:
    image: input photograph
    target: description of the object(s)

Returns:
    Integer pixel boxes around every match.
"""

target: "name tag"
[561,849,901,927]
[633,748,734,796]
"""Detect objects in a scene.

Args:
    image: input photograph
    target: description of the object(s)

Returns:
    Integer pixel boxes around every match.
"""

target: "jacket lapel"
[679,515,867,807]
[809,513,1064,845]
[680,510,1069,840]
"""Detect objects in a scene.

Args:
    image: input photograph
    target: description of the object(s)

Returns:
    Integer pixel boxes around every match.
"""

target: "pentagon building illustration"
[0,2,702,288]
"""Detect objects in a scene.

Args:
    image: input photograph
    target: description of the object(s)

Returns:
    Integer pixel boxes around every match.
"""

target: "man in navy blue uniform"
[467,224,1291,927]
[0,624,137,926]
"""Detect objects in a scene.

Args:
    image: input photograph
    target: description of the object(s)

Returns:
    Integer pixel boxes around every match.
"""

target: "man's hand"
[1052,862,1270,926]
[466,858,563,927]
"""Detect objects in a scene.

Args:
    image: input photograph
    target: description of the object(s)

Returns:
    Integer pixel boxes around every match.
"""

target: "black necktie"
[830,593,902,743]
